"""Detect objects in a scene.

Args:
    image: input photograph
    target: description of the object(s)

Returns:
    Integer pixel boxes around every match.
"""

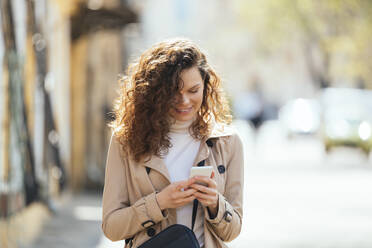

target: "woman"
[102,38,244,248]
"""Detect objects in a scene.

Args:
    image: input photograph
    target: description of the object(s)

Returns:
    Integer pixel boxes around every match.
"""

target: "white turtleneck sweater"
[163,119,204,247]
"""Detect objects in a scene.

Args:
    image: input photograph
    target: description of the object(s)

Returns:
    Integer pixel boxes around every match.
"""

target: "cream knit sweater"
[163,119,204,247]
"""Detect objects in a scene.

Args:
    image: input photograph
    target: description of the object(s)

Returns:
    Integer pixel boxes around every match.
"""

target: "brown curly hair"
[110,38,231,162]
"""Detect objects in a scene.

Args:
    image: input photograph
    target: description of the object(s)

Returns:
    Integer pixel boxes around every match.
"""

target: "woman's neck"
[169,118,194,133]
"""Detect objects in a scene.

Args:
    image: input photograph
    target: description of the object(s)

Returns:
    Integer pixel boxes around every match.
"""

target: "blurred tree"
[1,0,39,209]
[238,0,372,88]
[26,0,67,201]
[68,0,137,190]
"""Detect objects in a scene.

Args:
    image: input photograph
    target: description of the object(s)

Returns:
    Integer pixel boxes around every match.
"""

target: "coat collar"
[208,122,236,139]
[142,122,236,183]
[192,123,236,167]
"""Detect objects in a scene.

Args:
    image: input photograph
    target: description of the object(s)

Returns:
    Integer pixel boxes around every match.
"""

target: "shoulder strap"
[125,238,133,247]
[191,199,198,231]
[191,158,207,231]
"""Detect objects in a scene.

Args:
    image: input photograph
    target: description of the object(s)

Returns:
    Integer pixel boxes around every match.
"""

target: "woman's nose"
[176,93,190,105]
[180,94,190,104]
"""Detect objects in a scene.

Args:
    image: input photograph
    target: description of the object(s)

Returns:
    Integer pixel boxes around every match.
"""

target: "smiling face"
[169,66,205,122]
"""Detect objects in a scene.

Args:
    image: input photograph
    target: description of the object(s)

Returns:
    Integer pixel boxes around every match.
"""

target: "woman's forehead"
[179,67,203,88]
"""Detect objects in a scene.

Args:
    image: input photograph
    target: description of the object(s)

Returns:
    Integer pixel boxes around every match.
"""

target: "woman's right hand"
[156,178,197,210]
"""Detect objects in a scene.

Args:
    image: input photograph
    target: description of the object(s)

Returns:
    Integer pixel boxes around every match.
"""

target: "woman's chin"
[171,112,195,122]
[174,116,193,122]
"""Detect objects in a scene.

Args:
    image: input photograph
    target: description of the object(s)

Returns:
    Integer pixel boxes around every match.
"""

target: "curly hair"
[110,38,232,162]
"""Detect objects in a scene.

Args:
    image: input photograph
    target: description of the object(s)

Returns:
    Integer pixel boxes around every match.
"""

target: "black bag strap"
[191,158,207,231]
[191,199,198,231]
[125,238,133,247]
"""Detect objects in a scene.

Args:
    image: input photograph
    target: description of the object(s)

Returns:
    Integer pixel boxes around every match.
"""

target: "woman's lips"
[175,107,192,114]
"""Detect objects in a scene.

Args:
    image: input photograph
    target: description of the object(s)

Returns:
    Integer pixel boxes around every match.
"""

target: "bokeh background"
[1,0,372,247]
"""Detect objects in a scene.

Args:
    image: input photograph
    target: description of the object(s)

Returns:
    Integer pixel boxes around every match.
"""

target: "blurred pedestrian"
[101,38,244,248]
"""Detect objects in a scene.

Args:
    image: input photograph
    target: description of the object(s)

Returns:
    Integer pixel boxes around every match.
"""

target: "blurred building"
[1,1,137,246]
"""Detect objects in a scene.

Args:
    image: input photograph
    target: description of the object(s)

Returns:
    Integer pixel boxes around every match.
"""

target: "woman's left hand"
[190,171,219,217]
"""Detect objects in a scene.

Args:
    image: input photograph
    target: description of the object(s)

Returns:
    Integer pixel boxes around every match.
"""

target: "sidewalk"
[20,192,105,248]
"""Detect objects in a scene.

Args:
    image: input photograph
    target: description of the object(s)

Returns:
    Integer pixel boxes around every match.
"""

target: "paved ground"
[20,121,372,248]
[19,192,103,248]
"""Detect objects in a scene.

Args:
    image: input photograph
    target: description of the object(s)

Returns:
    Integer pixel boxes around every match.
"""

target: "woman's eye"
[190,89,198,93]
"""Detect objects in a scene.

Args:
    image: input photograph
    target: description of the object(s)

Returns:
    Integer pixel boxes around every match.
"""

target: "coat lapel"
[192,123,236,167]
[143,155,171,183]
[193,138,210,167]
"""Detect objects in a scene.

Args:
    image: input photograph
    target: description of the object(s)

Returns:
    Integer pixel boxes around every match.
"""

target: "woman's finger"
[175,188,196,199]
[195,197,214,207]
[192,176,217,189]
[190,184,216,195]
[178,195,196,205]
[194,191,216,201]
[175,179,194,191]
[211,171,215,179]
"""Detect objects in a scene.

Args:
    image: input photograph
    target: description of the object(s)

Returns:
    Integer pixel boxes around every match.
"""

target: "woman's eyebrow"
[189,82,202,89]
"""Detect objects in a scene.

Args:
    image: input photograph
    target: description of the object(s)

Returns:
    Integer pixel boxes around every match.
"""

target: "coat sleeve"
[101,134,168,241]
[204,133,244,242]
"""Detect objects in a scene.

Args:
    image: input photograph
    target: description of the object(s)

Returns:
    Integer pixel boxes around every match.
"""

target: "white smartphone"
[189,166,213,178]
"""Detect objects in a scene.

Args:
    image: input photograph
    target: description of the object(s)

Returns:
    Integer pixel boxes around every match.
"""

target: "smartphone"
[189,166,213,187]
[189,166,213,178]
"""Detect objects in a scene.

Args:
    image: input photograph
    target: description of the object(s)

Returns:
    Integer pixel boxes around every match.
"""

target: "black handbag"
[137,199,201,248]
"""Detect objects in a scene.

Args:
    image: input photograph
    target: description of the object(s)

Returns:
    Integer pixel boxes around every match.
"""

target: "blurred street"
[3,1,372,248]
[19,193,103,248]
[20,121,372,248]
[230,120,372,248]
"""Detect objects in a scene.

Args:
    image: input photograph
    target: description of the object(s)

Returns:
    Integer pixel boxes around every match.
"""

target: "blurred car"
[278,98,321,138]
[319,88,372,155]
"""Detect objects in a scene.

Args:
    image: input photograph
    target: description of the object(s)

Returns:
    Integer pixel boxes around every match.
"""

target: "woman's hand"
[190,171,219,217]
[156,178,197,210]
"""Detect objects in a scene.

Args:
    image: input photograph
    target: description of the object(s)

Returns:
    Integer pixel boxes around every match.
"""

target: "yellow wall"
[70,37,88,190]
[1,64,10,182]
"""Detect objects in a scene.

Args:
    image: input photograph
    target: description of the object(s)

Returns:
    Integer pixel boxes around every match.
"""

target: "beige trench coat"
[101,124,244,248]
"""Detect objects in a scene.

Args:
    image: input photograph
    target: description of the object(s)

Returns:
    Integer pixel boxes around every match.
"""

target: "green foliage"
[237,0,372,88]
